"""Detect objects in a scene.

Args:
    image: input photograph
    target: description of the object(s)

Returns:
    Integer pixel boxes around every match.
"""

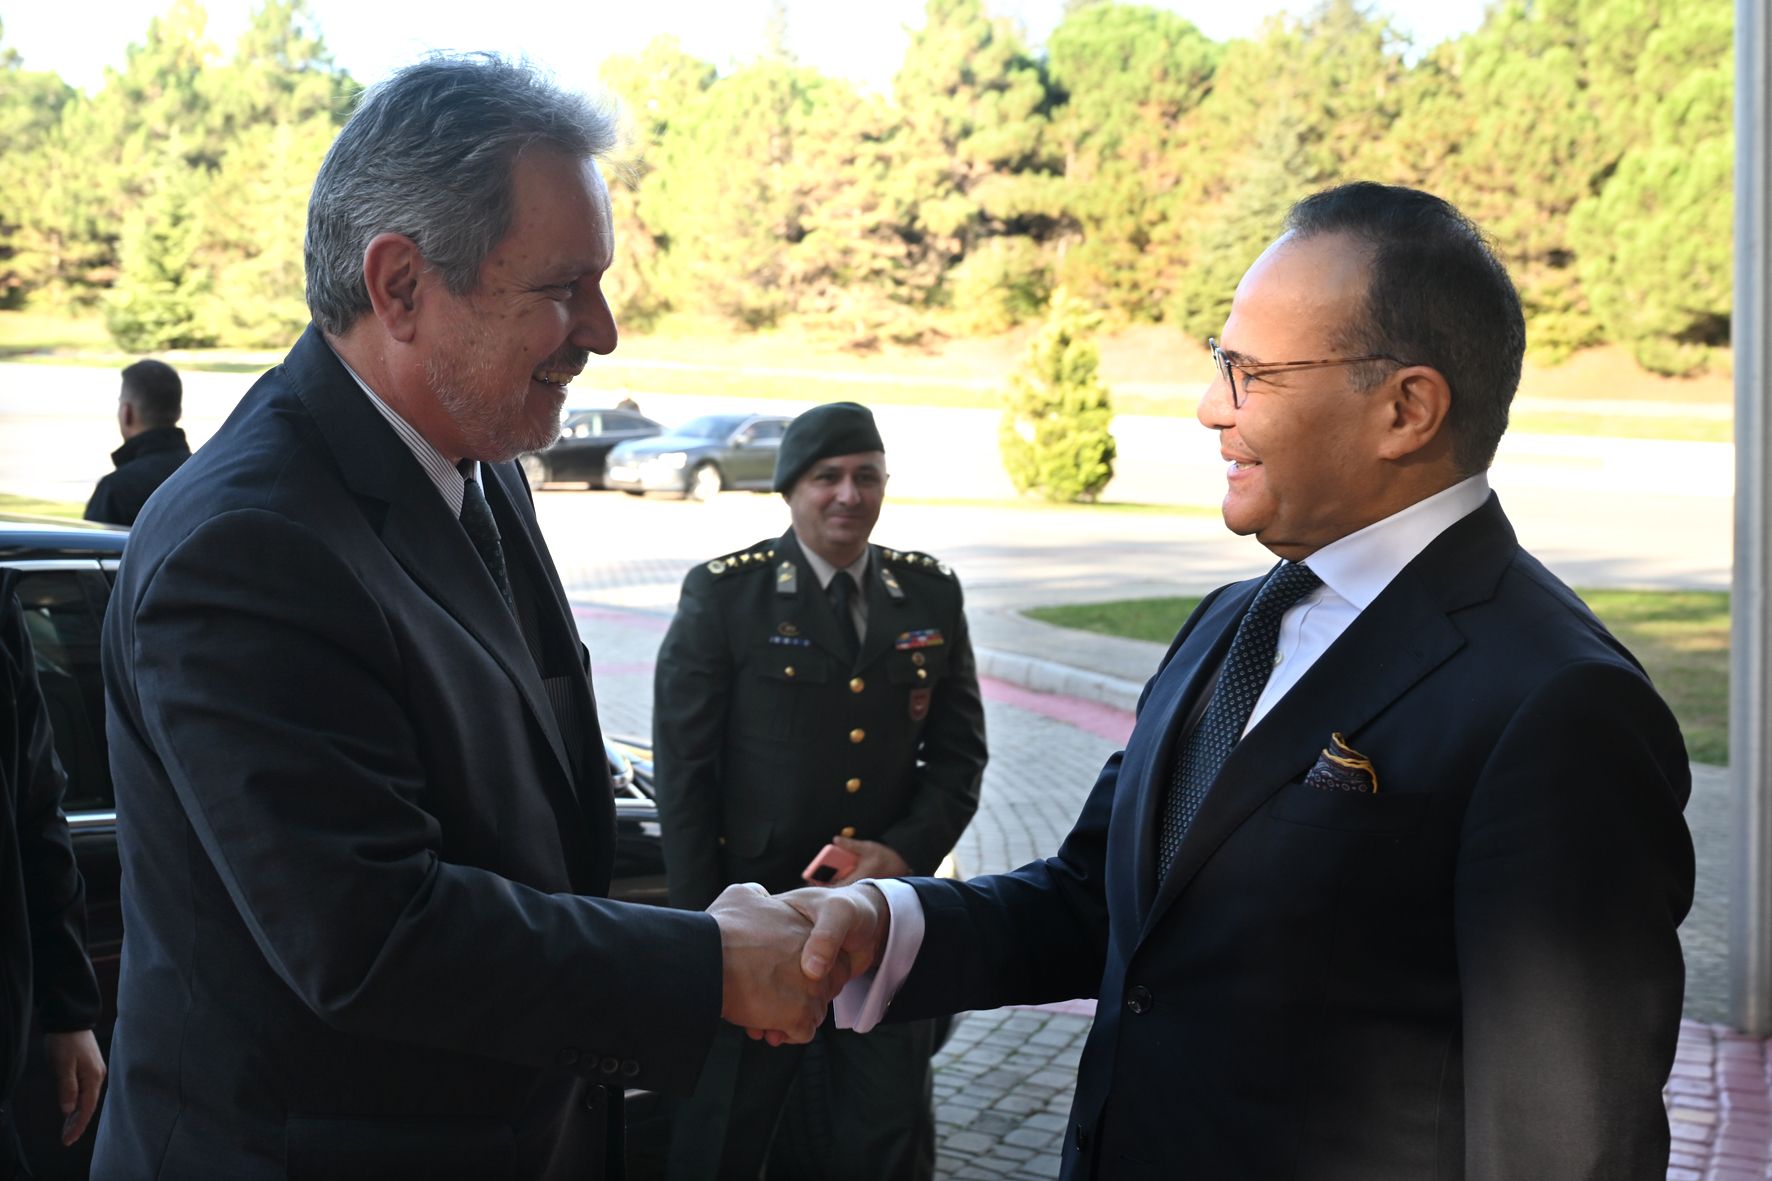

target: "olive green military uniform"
[654,526,987,1181]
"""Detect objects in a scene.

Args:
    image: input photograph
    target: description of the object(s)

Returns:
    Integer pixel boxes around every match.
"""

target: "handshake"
[708,881,894,1044]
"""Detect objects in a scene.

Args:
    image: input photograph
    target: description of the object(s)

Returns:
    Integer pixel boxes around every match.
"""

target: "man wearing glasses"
[787,182,1693,1179]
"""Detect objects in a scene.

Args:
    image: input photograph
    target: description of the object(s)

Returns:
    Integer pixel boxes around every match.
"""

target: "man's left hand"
[44,1029,105,1145]
[828,836,911,886]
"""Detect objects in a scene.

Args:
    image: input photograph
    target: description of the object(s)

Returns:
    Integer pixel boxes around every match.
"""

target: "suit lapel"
[1127,581,1260,920]
[282,327,579,801]
[854,545,903,671]
[1139,496,1518,942]
[773,531,855,669]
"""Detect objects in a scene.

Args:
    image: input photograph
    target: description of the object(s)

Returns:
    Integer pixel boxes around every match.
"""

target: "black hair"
[1284,182,1525,474]
[120,359,182,429]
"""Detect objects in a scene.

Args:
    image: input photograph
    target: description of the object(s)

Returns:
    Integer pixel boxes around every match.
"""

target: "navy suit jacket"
[892,496,1693,1180]
[95,327,723,1180]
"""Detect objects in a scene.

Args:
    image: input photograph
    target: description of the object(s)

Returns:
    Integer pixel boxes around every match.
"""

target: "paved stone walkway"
[931,1008,1091,1180]
[1665,1019,1772,1180]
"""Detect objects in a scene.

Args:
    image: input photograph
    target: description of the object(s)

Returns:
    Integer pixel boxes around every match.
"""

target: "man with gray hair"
[95,55,850,1180]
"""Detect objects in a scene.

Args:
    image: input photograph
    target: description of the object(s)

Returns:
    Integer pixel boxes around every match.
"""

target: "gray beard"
[426,337,562,464]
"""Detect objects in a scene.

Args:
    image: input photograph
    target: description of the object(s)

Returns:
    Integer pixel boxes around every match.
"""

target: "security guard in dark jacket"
[655,402,986,1181]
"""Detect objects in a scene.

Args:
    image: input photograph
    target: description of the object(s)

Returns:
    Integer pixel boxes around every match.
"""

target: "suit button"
[557,1047,580,1067]
[849,728,865,744]
[1076,1125,1090,1150]
[846,778,862,793]
[840,826,856,838]
[849,677,865,693]
[585,1084,604,1110]
[1126,985,1153,1015]
[622,1060,640,1077]
[601,1056,621,1074]
[718,836,727,847]
[785,666,795,677]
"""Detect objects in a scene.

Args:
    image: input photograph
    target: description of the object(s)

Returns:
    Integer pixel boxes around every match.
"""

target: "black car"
[520,408,664,489]
[604,413,792,501]
[0,513,669,1178]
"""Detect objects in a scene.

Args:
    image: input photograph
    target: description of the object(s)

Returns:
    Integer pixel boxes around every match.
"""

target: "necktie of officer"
[457,460,515,615]
[1157,560,1322,881]
[828,571,861,662]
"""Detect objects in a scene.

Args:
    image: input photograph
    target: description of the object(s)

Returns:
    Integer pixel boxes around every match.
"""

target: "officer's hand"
[779,882,891,987]
[827,836,911,886]
[44,1029,105,1145]
[709,883,852,1046]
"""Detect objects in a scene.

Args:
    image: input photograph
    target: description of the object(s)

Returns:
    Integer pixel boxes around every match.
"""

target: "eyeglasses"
[1209,337,1402,409]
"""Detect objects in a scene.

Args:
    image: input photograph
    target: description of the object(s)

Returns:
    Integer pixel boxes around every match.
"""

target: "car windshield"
[666,415,748,440]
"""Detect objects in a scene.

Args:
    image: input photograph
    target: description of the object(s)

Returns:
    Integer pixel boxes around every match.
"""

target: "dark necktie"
[458,461,515,615]
[828,571,861,662]
[1157,561,1323,880]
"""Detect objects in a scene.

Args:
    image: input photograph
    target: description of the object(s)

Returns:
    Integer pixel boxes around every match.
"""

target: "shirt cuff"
[832,878,926,1034]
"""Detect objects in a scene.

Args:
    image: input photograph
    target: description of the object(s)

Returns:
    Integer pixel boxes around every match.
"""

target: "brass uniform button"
[917,668,928,680]
[718,836,726,846]
[840,826,856,838]
[784,666,795,677]
[849,677,865,693]
[849,728,866,744]
[912,652,926,667]
[845,778,861,793]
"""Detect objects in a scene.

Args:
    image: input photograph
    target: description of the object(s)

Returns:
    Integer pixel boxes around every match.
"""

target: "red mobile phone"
[802,843,860,885]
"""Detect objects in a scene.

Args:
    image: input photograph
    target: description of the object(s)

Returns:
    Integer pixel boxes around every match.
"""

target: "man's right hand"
[779,882,891,987]
[709,883,852,1045]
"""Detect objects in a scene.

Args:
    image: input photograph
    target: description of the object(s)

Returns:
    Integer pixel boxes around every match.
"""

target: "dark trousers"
[667,1019,935,1181]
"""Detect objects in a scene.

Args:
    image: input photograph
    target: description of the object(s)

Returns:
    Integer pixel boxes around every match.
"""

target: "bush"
[998,287,1116,502]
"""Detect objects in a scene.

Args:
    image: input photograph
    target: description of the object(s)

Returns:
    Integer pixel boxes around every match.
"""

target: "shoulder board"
[879,547,955,579]
[703,541,779,578]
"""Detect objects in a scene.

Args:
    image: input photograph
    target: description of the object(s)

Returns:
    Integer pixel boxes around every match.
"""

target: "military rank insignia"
[895,629,944,649]
[908,688,932,720]
[776,561,798,595]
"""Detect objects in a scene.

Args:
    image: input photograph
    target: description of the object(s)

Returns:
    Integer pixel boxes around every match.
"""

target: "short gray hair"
[305,54,623,336]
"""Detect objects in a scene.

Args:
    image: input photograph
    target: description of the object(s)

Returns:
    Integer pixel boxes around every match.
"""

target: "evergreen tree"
[999,287,1116,502]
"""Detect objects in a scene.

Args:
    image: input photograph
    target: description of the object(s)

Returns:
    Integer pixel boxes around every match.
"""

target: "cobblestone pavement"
[930,1008,1091,1180]
[1663,1019,1772,1180]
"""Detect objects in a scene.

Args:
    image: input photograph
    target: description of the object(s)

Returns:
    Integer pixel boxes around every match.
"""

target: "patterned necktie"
[828,571,861,662]
[1157,561,1323,880]
[458,461,515,615]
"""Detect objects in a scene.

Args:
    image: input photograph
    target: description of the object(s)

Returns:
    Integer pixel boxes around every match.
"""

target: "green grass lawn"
[1025,588,1729,765]
[0,493,88,520]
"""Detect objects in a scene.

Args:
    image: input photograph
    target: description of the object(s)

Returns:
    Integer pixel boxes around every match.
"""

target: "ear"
[1376,365,1454,461]
[118,400,136,429]
[360,233,428,344]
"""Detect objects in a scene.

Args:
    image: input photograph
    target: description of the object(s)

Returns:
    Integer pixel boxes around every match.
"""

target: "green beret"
[772,401,885,492]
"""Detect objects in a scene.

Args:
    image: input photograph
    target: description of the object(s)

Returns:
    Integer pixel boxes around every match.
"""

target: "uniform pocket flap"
[724,812,774,859]
[286,1116,514,1181]
[757,652,828,683]
[1269,781,1429,833]
[887,645,950,684]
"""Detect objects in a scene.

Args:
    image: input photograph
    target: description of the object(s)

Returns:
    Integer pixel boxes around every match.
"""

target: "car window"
[747,420,785,441]
[12,570,112,812]
[564,412,601,440]
[668,415,748,440]
[602,413,647,432]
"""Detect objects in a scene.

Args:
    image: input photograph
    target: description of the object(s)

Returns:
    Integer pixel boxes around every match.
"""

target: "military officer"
[654,401,987,1181]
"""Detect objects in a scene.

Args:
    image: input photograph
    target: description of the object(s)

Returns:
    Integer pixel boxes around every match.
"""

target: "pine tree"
[999,287,1116,503]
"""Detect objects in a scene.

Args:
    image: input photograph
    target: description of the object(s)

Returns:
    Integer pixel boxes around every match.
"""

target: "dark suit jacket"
[654,530,986,909]
[890,496,1694,1180]
[95,327,723,1181]
[0,574,101,1104]
[83,428,191,528]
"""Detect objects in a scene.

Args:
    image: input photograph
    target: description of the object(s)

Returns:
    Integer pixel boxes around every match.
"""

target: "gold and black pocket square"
[1303,733,1378,794]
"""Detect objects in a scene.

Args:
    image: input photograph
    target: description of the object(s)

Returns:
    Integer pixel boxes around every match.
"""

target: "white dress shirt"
[333,349,478,515]
[835,472,1494,1032]
[799,543,871,644]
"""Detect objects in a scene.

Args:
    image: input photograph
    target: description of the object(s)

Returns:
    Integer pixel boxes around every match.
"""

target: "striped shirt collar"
[332,347,477,518]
